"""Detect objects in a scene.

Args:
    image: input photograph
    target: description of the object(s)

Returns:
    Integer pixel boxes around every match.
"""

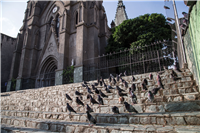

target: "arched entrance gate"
[37,57,58,88]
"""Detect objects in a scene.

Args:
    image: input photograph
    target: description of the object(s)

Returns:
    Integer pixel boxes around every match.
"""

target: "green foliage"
[11,78,16,89]
[62,66,74,83]
[105,13,171,54]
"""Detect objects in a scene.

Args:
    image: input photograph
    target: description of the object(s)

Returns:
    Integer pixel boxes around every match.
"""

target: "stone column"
[16,78,22,91]
[55,70,63,85]
[6,81,12,92]
[74,66,83,83]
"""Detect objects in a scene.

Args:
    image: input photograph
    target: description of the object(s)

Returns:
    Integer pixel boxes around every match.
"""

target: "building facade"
[6,0,110,91]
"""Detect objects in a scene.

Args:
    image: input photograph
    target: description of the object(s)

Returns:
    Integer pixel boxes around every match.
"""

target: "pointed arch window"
[75,11,78,25]
[55,15,60,38]
[29,3,32,16]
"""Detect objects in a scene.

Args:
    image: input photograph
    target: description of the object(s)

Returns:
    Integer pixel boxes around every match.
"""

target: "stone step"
[2,99,200,114]
[1,115,200,133]
[1,124,54,133]
[2,110,200,126]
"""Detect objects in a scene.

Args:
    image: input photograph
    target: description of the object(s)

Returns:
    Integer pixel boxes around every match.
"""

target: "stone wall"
[1,33,17,92]
[183,1,200,87]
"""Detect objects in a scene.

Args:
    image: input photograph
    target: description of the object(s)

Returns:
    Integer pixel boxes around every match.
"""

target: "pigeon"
[103,82,107,88]
[149,73,153,80]
[117,90,127,97]
[101,76,104,83]
[67,103,76,114]
[116,74,120,81]
[83,81,88,84]
[123,80,128,88]
[94,88,100,95]
[112,106,120,114]
[97,78,100,85]
[132,75,135,81]
[82,83,86,87]
[151,87,160,96]
[157,75,161,82]
[112,78,116,85]
[143,78,148,85]
[87,94,91,99]
[76,97,84,107]
[148,91,154,102]
[120,78,124,82]
[105,86,111,93]
[119,96,124,104]
[86,104,94,113]
[119,73,123,78]
[98,95,104,105]
[116,86,125,92]
[109,76,112,82]
[124,71,127,76]
[89,95,99,105]
[130,91,137,104]
[93,82,98,86]
[110,74,115,78]
[107,85,114,89]
[124,102,138,114]
[86,111,96,126]
[87,87,93,94]
[91,84,96,90]
[65,94,72,101]
[141,83,147,91]
[75,91,83,96]
[131,83,136,92]
[99,90,108,98]
[157,80,164,89]
[99,81,102,86]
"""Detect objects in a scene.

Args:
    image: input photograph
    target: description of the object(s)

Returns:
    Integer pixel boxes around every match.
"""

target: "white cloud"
[1,17,18,38]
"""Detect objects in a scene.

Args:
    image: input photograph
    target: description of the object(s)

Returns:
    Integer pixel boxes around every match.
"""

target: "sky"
[0,0,189,38]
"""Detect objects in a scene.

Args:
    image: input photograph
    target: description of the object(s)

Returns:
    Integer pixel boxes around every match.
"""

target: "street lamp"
[164,0,187,68]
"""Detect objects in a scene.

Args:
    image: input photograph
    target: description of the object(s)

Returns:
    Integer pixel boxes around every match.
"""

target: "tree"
[105,13,171,54]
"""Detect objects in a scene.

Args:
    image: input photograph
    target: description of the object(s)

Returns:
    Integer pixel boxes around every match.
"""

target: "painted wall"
[183,1,200,86]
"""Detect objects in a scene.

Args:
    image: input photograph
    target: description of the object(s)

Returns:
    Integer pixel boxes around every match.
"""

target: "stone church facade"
[6,0,111,92]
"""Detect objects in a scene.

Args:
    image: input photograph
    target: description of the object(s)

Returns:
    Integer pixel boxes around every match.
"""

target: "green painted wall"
[184,1,200,86]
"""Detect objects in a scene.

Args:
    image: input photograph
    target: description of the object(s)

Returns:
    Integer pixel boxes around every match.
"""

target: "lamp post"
[164,0,187,68]
[172,0,186,66]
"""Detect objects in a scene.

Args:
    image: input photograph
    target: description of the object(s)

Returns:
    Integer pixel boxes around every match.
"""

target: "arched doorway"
[37,57,58,87]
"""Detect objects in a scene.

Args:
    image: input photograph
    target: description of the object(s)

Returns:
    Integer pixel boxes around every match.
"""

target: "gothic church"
[5,0,128,92]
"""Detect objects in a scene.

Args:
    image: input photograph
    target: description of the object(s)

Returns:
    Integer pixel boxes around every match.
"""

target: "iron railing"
[83,40,177,81]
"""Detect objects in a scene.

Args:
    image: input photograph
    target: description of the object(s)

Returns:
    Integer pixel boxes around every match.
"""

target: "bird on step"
[124,102,138,114]
[123,80,128,88]
[148,91,154,102]
[99,90,108,98]
[143,78,148,85]
[117,90,127,97]
[86,111,96,126]
[86,104,94,113]
[87,86,93,94]
[132,75,136,81]
[94,88,100,95]
[119,96,124,104]
[130,83,136,92]
[67,103,76,114]
[98,95,104,106]
[65,94,72,101]
[89,95,99,105]
[116,86,125,92]
[124,71,127,76]
[141,83,148,91]
[105,86,111,93]
[151,87,160,96]
[149,73,153,80]
[75,91,83,96]
[112,106,120,114]
[76,97,84,107]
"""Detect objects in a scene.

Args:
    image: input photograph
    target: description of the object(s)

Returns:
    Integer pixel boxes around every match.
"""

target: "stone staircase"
[1,68,200,133]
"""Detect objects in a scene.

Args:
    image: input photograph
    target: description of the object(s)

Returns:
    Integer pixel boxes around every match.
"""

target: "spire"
[114,0,128,26]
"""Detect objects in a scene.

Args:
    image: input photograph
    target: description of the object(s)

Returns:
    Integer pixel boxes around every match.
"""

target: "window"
[29,3,32,16]
[75,11,78,25]
[0,43,2,51]
[55,15,60,38]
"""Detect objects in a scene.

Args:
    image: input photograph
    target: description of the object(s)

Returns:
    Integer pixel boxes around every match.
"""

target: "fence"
[83,40,177,81]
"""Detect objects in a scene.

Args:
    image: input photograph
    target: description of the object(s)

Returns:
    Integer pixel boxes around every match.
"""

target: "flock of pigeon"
[65,69,181,126]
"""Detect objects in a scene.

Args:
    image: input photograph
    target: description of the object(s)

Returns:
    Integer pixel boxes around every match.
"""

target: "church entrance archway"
[37,57,58,88]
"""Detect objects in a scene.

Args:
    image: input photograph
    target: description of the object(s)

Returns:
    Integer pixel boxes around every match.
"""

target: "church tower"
[6,0,110,92]
[113,0,128,26]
